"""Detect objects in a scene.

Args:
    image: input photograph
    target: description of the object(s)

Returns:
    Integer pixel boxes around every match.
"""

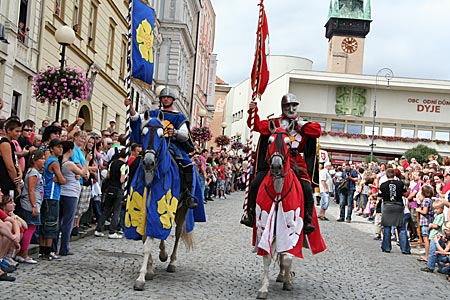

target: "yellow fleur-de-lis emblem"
[136,19,154,63]
[125,187,147,236]
[157,189,178,229]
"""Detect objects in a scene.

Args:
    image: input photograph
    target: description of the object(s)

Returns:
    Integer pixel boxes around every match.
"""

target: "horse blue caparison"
[124,111,205,291]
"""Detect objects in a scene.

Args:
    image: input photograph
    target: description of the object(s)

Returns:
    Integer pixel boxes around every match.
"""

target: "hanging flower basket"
[32,65,91,104]
[190,126,212,142]
[215,135,230,146]
[231,141,244,150]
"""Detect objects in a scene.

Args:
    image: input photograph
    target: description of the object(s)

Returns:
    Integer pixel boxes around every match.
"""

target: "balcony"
[15,38,39,72]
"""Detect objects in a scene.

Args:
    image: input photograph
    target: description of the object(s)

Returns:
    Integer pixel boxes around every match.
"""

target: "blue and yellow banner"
[132,0,155,85]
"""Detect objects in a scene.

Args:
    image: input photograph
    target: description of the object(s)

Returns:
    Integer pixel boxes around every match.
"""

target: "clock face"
[341,37,358,54]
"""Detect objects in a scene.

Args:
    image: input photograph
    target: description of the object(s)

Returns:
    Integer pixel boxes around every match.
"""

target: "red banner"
[250,1,269,98]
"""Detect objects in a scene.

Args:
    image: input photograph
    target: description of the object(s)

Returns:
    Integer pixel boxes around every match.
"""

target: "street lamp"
[370,68,394,162]
[221,122,227,135]
[54,25,76,121]
[199,109,207,127]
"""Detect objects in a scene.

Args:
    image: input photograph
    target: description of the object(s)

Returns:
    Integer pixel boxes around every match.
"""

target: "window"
[331,123,345,133]
[106,19,116,66]
[417,130,432,139]
[435,131,449,141]
[11,91,21,116]
[87,2,98,48]
[73,0,83,31]
[365,126,378,135]
[382,127,395,137]
[120,36,127,78]
[18,0,29,44]
[347,124,362,134]
[318,122,326,131]
[115,114,120,129]
[401,129,414,138]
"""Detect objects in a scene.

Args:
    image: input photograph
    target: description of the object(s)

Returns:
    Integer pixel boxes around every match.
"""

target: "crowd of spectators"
[319,154,450,283]
[0,110,132,282]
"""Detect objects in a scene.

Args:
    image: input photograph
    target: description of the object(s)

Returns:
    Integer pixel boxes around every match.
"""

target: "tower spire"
[364,0,372,20]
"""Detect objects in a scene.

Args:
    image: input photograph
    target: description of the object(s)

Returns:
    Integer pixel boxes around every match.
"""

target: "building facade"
[0,0,42,120]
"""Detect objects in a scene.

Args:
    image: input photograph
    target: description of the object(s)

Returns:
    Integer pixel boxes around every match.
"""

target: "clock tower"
[325,0,372,74]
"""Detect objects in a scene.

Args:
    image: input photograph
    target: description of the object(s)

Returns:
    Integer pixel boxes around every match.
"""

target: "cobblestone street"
[2,191,446,299]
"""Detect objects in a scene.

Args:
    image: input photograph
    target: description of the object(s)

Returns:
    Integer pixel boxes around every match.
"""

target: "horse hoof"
[256,291,268,299]
[166,265,176,273]
[159,252,168,262]
[145,272,154,280]
[276,274,284,282]
[282,282,293,291]
[133,281,145,291]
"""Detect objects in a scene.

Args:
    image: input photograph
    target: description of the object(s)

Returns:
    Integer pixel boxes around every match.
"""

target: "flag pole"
[242,0,266,220]
[124,0,133,194]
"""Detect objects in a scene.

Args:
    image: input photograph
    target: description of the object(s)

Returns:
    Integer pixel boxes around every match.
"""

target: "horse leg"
[159,240,168,262]
[281,254,294,291]
[167,221,183,273]
[257,255,271,299]
[276,254,285,282]
[145,248,154,281]
[134,238,153,291]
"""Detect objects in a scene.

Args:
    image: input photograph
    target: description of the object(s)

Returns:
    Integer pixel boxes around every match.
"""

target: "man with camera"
[337,162,358,223]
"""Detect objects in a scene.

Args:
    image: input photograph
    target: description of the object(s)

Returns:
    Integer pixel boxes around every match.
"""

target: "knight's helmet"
[158,87,178,101]
[281,93,300,108]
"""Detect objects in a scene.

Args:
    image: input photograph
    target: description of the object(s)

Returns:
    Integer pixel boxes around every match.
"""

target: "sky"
[210,0,450,86]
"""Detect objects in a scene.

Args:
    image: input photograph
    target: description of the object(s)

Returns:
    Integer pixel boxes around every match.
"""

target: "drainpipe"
[189,8,201,124]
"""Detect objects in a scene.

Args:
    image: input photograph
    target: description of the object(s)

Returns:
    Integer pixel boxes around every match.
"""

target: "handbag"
[338,180,349,193]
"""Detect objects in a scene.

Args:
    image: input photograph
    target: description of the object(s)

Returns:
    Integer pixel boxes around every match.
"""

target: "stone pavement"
[2,191,447,299]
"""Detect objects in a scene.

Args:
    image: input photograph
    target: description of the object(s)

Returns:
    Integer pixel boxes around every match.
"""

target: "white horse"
[254,122,305,299]
[125,112,197,291]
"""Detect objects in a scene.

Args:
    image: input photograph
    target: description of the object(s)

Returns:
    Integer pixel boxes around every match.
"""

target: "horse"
[253,121,326,299]
[124,111,205,291]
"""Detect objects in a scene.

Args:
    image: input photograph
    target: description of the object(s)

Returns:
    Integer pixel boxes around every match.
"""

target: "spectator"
[17,120,36,171]
[17,21,29,43]
[318,162,333,220]
[38,120,49,135]
[107,119,116,133]
[0,195,27,264]
[32,135,42,149]
[0,119,23,198]
[416,184,435,262]
[128,143,142,166]
[337,162,358,223]
[15,150,45,264]
[0,207,21,281]
[94,148,128,239]
[421,220,450,276]
[53,141,91,256]
[39,139,66,260]
[71,131,88,236]
[378,168,408,254]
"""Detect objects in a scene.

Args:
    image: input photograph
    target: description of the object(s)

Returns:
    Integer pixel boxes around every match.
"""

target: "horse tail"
[181,221,194,251]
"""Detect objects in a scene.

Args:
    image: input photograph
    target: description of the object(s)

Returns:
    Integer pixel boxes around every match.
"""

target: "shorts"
[320,192,330,210]
[216,179,225,191]
[17,207,40,226]
[40,199,59,239]
[420,225,429,237]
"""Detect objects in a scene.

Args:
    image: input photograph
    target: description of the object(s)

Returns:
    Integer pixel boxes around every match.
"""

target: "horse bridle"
[266,131,290,178]
[142,123,164,173]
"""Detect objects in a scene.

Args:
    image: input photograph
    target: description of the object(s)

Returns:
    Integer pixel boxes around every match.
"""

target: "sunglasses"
[23,129,33,132]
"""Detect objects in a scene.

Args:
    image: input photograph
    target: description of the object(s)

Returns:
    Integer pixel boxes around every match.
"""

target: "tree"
[365,155,377,163]
[403,144,439,165]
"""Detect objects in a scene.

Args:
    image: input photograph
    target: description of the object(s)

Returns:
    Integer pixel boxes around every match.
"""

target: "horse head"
[140,110,167,185]
[267,120,294,193]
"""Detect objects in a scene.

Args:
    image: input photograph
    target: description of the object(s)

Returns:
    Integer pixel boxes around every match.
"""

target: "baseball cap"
[48,138,62,148]
[109,119,116,123]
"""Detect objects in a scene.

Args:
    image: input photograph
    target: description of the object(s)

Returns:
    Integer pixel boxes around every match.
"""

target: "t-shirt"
[378,179,406,204]
[43,156,61,201]
[429,213,445,240]
[319,168,332,193]
[20,168,44,212]
[71,146,85,184]
[108,159,127,189]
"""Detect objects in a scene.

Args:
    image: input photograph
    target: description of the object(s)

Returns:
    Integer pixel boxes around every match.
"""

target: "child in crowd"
[416,185,435,262]
[372,194,382,240]
[421,200,446,272]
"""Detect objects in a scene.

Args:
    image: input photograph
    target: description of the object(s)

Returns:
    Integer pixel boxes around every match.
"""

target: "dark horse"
[125,111,205,291]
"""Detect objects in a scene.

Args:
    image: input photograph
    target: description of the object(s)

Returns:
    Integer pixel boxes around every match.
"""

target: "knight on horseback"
[125,87,198,209]
[241,93,321,234]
